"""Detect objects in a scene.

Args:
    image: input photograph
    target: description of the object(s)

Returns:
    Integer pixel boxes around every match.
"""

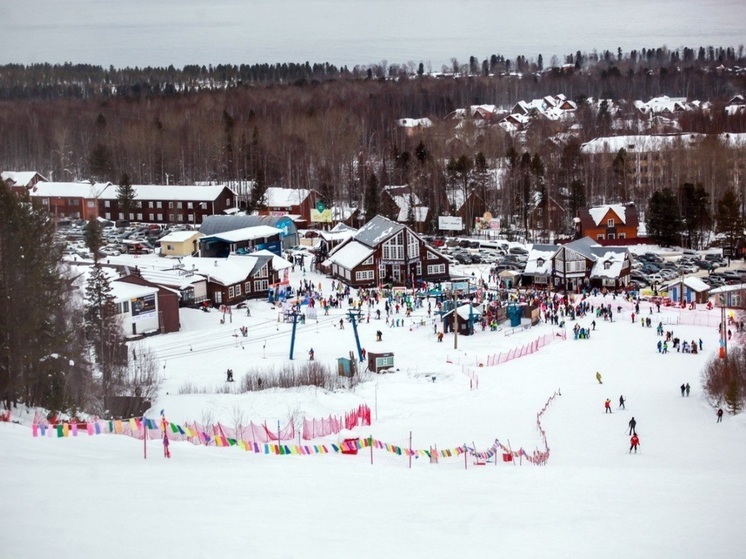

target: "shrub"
[702,346,746,414]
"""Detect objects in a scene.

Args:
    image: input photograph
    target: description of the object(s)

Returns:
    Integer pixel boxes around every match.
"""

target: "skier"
[604,398,612,413]
[629,433,640,454]
[596,371,603,384]
[717,408,724,423]
[619,395,626,410]
[226,369,234,382]
[308,348,315,361]
[163,432,171,458]
[628,416,637,435]
[680,383,686,397]
[685,383,690,397]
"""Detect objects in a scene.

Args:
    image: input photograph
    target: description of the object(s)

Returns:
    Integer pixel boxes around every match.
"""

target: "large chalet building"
[323,215,450,288]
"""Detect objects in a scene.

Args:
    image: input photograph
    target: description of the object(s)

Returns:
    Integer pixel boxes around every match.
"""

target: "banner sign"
[438,216,463,231]
[131,294,156,320]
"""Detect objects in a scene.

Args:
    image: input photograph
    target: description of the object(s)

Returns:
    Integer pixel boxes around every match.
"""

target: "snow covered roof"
[98,184,231,201]
[323,240,374,270]
[110,280,158,302]
[666,276,710,293]
[264,187,311,207]
[580,133,746,155]
[159,231,203,243]
[523,245,558,275]
[397,117,433,128]
[2,171,46,186]
[201,226,280,243]
[588,204,628,226]
[29,181,112,198]
[180,255,258,286]
[354,215,405,247]
[251,249,293,271]
[199,215,296,237]
[590,250,626,279]
[139,268,206,290]
[383,186,428,222]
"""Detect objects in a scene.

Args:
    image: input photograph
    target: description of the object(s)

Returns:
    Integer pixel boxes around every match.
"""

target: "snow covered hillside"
[2,263,745,559]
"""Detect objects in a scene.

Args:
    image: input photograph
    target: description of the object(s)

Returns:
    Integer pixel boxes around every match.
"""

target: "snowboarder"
[605,398,612,413]
[716,408,724,422]
[680,383,686,397]
[619,395,626,410]
[628,416,637,435]
[596,371,603,384]
[629,433,640,453]
[685,383,690,397]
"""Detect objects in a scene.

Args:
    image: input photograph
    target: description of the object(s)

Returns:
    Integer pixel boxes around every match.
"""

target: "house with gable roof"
[552,237,632,292]
[2,171,47,195]
[323,215,449,288]
[257,187,319,226]
[575,204,639,243]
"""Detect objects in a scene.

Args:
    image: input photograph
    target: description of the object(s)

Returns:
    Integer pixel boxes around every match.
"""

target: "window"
[382,231,404,260]
[537,258,545,268]
[362,256,374,266]
[427,264,445,275]
[86,201,94,208]
[228,286,235,299]
[256,265,268,278]
[427,250,438,260]
[187,202,193,210]
[116,301,130,314]
[607,218,614,227]
[407,231,419,258]
[136,201,143,209]
[157,213,163,221]
[416,262,422,276]
[118,212,124,219]
[104,200,111,208]
[177,214,184,222]
[608,233,615,240]
[200,202,207,210]
[244,281,251,293]
[619,233,626,239]
[214,292,222,303]
[137,213,143,221]
[156,201,162,209]
[597,234,605,240]
[149,213,154,221]
[166,244,174,251]
[254,279,269,292]
[176,202,183,209]
[235,284,241,296]
[604,261,612,270]
[149,201,154,208]
[168,214,175,222]
[356,270,375,281]
[128,213,134,220]
[104,212,111,220]
[226,198,232,206]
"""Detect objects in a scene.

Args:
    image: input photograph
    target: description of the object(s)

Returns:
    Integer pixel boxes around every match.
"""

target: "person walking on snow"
[596,371,603,384]
[717,408,724,423]
[629,433,640,453]
[619,395,626,409]
[685,383,690,396]
[605,398,612,413]
[680,383,686,397]
[628,416,637,435]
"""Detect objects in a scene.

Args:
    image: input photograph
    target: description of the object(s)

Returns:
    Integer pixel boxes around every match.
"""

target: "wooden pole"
[464,443,467,470]
[453,291,458,350]
[370,436,373,465]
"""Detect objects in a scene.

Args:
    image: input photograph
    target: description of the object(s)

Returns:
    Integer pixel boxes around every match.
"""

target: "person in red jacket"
[604,398,612,413]
[629,433,640,454]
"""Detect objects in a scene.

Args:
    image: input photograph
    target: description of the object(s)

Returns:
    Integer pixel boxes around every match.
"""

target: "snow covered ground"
[3,260,746,558]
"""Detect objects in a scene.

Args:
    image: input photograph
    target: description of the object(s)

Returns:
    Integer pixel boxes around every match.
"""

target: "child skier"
[629,433,640,453]
[604,398,612,413]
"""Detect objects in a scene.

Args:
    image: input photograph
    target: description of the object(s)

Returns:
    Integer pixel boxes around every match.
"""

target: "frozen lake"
[4,0,746,69]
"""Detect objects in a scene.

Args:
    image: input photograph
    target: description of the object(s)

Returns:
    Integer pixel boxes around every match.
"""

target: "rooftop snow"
[323,241,373,270]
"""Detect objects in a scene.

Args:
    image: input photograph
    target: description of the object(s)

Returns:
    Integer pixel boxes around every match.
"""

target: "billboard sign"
[438,216,463,231]
[310,208,332,223]
[131,293,156,320]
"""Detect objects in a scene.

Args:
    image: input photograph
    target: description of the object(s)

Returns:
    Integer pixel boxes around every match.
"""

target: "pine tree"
[84,264,123,398]
[85,218,104,262]
[679,182,710,249]
[647,188,682,246]
[715,190,744,251]
[116,172,136,221]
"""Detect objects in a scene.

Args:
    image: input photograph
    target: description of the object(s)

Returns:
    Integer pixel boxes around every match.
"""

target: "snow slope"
[2,265,745,558]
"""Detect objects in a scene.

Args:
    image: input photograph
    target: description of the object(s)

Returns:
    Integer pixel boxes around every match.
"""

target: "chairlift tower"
[347,308,365,362]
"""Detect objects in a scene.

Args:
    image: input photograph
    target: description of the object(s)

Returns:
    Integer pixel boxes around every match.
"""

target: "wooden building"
[323,215,450,288]
[575,204,639,243]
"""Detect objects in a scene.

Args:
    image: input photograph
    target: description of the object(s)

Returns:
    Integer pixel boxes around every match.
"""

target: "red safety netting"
[302,404,371,440]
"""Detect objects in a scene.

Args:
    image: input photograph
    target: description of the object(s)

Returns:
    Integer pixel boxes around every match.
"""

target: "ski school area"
[4,263,746,557]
